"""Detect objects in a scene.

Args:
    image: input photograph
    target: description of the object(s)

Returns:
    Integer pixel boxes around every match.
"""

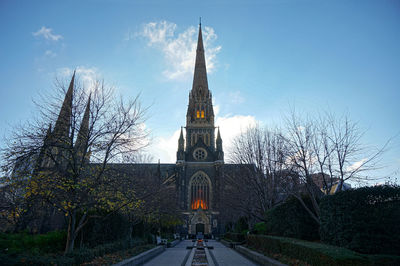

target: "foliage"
[1,74,149,253]
[246,234,400,266]
[253,222,267,235]
[320,185,400,255]
[0,238,149,265]
[77,210,130,247]
[265,196,319,240]
[224,232,245,242]
[234,216,248,233]
[0,230,66,255]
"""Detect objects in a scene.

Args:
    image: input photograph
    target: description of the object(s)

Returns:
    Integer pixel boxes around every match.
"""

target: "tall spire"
[216,127,222,150]
[74,93,91,157]
[178,127,184,150]
[34,123,53,172]
[53,70,75,138]
[192,23,209,92]
[177,127,185,162]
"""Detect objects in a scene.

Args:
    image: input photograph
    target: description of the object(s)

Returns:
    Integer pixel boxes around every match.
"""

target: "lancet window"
[190,173,210,210]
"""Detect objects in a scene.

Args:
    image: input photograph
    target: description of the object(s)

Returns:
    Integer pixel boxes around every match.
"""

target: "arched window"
[201,110,205,118]
[196,110,200,118]
[190,173,210,210]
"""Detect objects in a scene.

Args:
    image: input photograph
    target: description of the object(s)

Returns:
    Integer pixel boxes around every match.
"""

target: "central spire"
[191,23,209,92]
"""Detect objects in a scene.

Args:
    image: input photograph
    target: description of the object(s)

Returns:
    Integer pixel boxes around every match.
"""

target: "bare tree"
[1,73,148,253]
[283,110,389,224]
[225,125,288,224]
[225,110,389,226]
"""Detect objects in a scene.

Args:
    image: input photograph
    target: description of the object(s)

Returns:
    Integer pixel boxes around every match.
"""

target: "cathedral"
[18,23,237,237]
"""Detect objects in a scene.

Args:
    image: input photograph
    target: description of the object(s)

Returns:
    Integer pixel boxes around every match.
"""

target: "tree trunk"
[64,211,76,254]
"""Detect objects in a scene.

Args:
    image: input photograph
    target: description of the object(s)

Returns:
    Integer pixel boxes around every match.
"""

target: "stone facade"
[174,24,225,237]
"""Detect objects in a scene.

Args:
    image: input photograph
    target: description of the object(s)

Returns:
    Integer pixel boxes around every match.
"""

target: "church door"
[196,223,205,234]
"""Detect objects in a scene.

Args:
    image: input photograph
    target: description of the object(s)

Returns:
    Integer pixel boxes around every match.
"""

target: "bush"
[246,234,400,266]
[78,211,130,247]
[320,185,400,255]
[0,238,148,265]
[253,222,267,235]
[224,232,245,242]
[0,230,66,255]
[265,196,319,240]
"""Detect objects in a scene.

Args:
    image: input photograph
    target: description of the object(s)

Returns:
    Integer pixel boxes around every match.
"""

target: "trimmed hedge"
[265,196,319,240]
[246,234,400,266]
[320,185,400,255]
[224,232,245,242]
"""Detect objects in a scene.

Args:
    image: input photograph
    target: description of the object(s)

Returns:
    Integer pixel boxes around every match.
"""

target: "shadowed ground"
[144,240,258,266]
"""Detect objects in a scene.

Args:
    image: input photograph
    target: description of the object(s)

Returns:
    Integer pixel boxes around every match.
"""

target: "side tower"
[176,23,224,237]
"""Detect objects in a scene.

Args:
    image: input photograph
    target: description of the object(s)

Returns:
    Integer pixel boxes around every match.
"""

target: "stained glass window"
[190,173,210,210]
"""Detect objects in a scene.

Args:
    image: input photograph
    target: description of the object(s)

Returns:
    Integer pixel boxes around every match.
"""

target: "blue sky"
[1,0,399,183]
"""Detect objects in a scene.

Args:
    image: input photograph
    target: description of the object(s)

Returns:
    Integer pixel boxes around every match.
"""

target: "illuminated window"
[201,110,205,118]
[196,110,200,118]
[190,173,210,210]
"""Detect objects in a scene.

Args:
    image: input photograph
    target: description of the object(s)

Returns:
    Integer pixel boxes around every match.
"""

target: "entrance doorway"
[196,223,205,234]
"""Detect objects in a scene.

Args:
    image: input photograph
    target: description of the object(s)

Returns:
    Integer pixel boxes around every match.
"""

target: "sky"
[0,0,399,184]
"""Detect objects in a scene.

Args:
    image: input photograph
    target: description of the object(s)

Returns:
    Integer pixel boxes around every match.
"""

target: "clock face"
[193,148,207,160]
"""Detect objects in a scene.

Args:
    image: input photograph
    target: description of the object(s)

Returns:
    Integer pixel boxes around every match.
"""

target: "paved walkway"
[144,240,192,266]
[208,240,258,266]
[144,240,258,266]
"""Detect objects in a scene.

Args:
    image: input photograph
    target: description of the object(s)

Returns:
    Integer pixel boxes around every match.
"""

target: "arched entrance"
[196,223,205,234]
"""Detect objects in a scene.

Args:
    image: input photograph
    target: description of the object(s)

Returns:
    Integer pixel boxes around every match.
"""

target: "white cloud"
[214,105,220,117]
[139,21,221,80]
[151,129,181,163]
[216,115,257,152]
[228,91,245,104]
[347,158,368,172]
[58,66,99,92]
[33,26,63,41]
[149,114,257,163]
[44,50,56,57]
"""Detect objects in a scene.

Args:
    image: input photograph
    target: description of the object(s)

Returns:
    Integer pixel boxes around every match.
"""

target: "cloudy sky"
[1,0,399,182]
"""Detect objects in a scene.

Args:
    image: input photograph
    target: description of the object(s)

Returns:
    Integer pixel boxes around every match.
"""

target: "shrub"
[246,234,400,266]
[0,230,66,255]
[0,238,149,265]
[320,185,400,255]
[253,222,267,235]
[234,216,249,233]
[265,196,319,240]
[224,232,245,242]
[78,211,130,247]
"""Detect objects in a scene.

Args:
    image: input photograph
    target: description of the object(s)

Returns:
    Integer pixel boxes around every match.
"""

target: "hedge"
[224,232,245,242]
[0,230,66,255]
[265,196,320,240]
[246,234,400,266]
[0,238,149,265]
[320,185,400,255]
[77,210,131,247]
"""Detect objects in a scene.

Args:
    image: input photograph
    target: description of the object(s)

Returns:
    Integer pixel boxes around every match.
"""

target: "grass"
[247,234,400,266]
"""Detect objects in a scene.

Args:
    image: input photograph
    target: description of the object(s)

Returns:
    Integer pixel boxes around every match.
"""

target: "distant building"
[311,173,351,195]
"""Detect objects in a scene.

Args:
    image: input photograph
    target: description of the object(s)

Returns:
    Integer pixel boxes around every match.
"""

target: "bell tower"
[181,23,220,163]
[176,22,224,237]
